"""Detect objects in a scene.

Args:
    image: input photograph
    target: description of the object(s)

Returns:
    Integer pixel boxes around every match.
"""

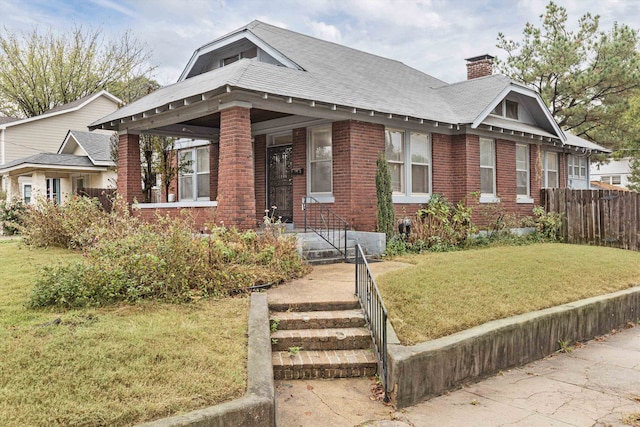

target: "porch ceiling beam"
[149,124,220,140]
[118,99,222,133]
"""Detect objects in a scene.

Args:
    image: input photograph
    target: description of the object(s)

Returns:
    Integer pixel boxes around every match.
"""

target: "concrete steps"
[295,230,385,265]
[270,301,377,380]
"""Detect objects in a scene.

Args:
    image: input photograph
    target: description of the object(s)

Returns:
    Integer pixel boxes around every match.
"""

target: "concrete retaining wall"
[388,286,640,409]
[137,293,275,427]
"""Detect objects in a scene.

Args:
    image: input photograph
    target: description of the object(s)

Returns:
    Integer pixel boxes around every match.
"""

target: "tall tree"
[0,26,153,118]
[496,1,640,150]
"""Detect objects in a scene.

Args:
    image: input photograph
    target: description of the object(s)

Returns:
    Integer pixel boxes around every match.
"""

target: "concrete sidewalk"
[270,262,640,427]
[275,325,640,427]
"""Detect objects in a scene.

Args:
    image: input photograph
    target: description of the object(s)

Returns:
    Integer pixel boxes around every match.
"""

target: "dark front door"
[268,145,293,222]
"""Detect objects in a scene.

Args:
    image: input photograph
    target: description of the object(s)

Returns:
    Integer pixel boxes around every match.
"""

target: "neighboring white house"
[0,91,120,202]
[0,130,116,204]
[590,157,632,189]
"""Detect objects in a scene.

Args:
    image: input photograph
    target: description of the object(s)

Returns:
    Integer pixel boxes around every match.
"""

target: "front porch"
[107,91,386,233]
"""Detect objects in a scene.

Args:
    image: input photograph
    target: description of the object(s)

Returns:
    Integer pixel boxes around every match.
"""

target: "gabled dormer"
[179,21,302,81]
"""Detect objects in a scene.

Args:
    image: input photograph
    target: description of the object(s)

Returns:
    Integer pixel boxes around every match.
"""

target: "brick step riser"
[271,336,372,351]
[273,317,366,330]
[269,301,360,312]
[273,365,377,380]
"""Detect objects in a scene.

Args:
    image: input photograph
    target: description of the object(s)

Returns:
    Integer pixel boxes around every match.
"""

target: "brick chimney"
[465,54,494,80]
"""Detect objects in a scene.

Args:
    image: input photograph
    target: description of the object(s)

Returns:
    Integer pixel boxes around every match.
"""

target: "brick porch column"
[117,132,142,203]
[217,103,256,229]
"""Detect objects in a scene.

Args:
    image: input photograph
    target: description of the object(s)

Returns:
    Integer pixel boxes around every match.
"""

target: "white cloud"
[308,20,342,43]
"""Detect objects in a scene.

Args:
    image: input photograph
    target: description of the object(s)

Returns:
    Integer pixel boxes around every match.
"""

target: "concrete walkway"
[270,262,640,427]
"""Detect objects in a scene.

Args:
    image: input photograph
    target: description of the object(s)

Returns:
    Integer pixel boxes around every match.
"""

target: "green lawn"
[378,243,640,345]
[0,240,249,427]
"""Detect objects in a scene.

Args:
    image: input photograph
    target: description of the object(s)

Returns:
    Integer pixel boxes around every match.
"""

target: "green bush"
[526,206,564,242]
[28,214,309,309]
[0,198,27,235]
[376,153,395,238]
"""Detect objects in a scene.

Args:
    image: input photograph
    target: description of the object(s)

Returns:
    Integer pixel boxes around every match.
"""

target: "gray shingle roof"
[565,133,610,153]
[67,130,114,163]
[0,153,95,171]
[89,21,554,134]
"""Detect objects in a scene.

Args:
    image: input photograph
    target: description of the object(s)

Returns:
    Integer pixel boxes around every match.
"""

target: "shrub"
[526,206,564,242]
[376,153,395,238]
[20,195,139,250]
[0,198,27,235]
[410,194,477,250]
[28,214,309,309]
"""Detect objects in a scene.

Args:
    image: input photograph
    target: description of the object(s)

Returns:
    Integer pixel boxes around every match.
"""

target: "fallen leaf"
[306,384,314,391]
[471,399,479,406]
[304,411,312,416]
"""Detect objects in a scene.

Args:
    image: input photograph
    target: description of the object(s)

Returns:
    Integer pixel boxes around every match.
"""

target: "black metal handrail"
[355,244,389,402]
[303,196,348,260]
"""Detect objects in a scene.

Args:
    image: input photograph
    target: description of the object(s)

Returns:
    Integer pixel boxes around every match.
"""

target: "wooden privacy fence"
[75,188,116,212]
[542,188,640,250]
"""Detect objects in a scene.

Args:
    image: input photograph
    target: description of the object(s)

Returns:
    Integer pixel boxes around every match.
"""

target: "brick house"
[90,21,608,232]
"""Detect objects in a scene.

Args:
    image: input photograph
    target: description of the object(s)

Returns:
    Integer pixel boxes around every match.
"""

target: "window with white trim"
[179,146,210,201]
[516,144,529,198]
[601,175,622,185]
[480,138,496,197]
[385,129,405,193]
[544,151,559,188]
[308,126,332,194]
[22,184,32,204]
[385,129,432,198]
[46,178,61,204]
[568,155,587,179]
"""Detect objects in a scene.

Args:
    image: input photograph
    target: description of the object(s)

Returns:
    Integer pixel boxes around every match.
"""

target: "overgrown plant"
[28,211,309,309]
[376,153,395,238]
[411,194,477,251]
[0,197,27,235]
[528,206,564,242]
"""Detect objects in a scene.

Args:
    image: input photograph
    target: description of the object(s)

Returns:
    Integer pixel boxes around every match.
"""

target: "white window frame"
[568,155,587,179]
[516,144,533,204]
[479,137,498,203]
[544,151,559,188]
[307,125,333,202]
[46,178,61,204]
[21,183,32,204]
[385,128,432,203]
[178,146,210,202]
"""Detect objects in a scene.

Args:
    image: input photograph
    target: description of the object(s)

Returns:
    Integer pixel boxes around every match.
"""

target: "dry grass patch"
[378,243,640,345]
[0,241,248,427]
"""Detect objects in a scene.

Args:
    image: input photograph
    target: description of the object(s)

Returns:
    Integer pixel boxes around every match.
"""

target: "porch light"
[310,101,315,107]
[331,105,337,110]
[286,97,292,103]
[352,108,357,114]
[419,119,424,124]
[369,111,375,116]
[387,114,392,119]
[263,93,269,99]
[404,116,409,121]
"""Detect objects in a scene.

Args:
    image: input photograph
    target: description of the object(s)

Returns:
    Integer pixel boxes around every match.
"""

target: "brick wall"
[117,133,142,203]
[332,120,385,231]
[254,134,266,224]
[216,106,256,229]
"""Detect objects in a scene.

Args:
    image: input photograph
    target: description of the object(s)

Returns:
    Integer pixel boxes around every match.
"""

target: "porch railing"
[355,243,389,402]
[302,196,348,260]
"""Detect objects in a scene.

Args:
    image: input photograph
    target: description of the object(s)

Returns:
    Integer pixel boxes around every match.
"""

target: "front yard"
[378,243,640,345]
[0,240,249,427]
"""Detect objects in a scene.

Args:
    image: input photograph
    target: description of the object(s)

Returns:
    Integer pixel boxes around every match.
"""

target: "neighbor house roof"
[1,91,121,129]
[0,130,114,175]
[0,116,18,125]
[0,153,100,174]
[59,130,114,166]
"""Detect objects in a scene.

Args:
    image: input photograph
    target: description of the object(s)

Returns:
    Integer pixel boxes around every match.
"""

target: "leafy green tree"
[496,1,640,149]
[376,153,395,238]
[0,26,153,118]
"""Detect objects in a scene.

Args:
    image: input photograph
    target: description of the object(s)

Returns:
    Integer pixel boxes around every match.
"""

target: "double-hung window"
[179,146,210,201]
[516,144,531,201]
[385,129,405,193]
[479,138,496,200]
[544,151,559,188]
[308,126,332,195]
[385,129,432,201]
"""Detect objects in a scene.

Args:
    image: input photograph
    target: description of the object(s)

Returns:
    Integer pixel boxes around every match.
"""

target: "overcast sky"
[1,0,639,86]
